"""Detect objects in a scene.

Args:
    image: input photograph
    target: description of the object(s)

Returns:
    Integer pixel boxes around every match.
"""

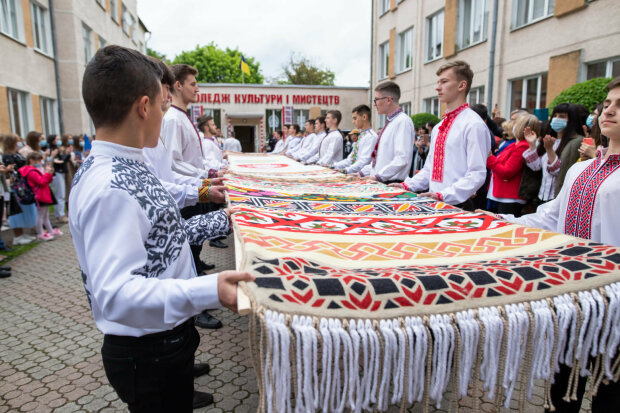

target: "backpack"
[12,170,36,205]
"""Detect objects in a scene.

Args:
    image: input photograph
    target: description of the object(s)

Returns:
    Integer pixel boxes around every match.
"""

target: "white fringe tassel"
[259,282,620,412]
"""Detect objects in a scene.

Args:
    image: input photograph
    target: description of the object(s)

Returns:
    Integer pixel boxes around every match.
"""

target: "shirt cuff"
[374,174,383,182]
[186,273,222,310]
[435,192,444,201]
[401,182,410,191]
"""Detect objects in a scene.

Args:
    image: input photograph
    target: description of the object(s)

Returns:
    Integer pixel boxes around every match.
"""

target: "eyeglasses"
[373,96,390,104]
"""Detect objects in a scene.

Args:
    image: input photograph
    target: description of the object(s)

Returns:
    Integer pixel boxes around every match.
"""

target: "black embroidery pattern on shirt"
[81,270,93,310]
[110,157,186,278]
[72,156,95,187]
[184,210,230,246]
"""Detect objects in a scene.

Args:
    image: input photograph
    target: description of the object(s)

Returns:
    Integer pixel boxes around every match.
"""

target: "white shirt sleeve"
[160,179,198,209]
[375,120,413,182]
[500,196,561,232]
[162,119,208,179]
[79,189,221,331]
[347,132,378,174]
[439,121,490,204]
[404,157,431,191]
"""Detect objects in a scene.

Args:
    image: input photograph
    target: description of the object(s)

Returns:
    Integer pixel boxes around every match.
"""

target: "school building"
[371,0,620,126]
[0,0,148,138]
[190,83,369,152]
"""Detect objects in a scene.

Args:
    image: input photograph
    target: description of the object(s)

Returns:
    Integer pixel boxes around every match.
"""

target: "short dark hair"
[171,64,198,85]
[326,110,342,125]
[26,151,43,162]
[149,57,174,88]
[315,116,326,128]
[82,46,162,128]
[197,115,213,132]
[306,118,315,125]
[352,104,371,120]
[607,77,620,91]
[374,81,401,101]
[436,60,474,94]
[290,124,300,133]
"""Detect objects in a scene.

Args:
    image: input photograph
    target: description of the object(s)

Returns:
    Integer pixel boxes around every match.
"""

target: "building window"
[512,0,554,29]
[379,0,390,15]
[293,109,309,127]
[377,114,386,129]
[40,97,59,136]
[31,2,52,55]
[0,0,24,40]
[456,0,489,50]
[265,109,283,138]
[7,89,32,138]
[379,41,389,80]
[401,102,412,116]
[509,73,548,112]
[397,27,413,74]
[95,0,105,9]
[423,97,440,117]
[425,10,444,62]
[586,57,620,80]
[82,24,94,64]
[467,86,485,105]
[121,4,131,35]
[98,35,106,49]
[131,16,138,43]
[110,0,118,21]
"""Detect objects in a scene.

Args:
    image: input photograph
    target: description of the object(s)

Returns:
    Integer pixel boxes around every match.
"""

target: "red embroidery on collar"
[431,103,469,182]
[564,153,620,239]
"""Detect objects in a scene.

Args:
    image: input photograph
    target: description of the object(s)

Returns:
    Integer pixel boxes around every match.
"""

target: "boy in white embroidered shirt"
[69,45,253,411]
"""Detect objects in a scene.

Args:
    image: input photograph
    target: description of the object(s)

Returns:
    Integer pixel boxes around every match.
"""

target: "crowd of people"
[6,41,615,411]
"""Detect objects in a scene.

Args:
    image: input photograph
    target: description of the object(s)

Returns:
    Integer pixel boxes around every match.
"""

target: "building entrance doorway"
[233,126,255,152]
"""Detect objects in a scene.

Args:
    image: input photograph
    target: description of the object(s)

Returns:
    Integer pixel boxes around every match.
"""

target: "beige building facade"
[0,0,147,139]
[371,0,620,126]
[191,83,369,152]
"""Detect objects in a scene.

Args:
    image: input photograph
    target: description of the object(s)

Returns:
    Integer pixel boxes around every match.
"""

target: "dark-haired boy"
[307,111,343,167]
[300,117,327,163]
[69,45,253,411]
[360,81,414,184]
[291,119,316,159]
[285,124,302,156]
[397,61,490,209]
[333,105,378,174]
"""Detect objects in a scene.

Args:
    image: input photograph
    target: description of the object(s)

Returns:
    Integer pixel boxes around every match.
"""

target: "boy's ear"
[137,96,150,120]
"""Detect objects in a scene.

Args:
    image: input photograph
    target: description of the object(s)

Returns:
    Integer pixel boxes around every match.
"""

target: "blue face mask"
[586,114,594,128]
[550,117,568,132]
[68,139,74,145]
[34,163,42,169]
[40,141,47,148]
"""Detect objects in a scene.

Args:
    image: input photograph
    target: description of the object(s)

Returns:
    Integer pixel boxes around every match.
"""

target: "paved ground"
[0,222,592,412]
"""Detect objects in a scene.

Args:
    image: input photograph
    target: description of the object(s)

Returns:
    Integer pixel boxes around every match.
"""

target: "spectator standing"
[223,132,242,152]
[45,135,70,223]
[552,103,585,195]
[3,134,36,245]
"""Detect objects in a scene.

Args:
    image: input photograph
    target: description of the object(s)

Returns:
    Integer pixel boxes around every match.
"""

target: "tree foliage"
[172,43,263,84]
[411,113,441,129]
[281,55,335,86]
[549,77,612,112]
[146,47,169,64]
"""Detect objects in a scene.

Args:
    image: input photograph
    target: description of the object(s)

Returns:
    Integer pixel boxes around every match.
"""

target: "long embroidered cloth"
[226,154,620,413]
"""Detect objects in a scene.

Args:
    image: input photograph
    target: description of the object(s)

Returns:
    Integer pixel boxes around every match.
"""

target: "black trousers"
[454,199,475,212]
[101,320,199,413]
[496,201,524,217]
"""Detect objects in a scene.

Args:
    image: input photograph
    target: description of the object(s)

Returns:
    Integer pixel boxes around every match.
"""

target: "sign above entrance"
[197,92,341,106]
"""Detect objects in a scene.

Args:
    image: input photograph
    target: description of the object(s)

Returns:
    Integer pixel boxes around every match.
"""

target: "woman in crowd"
[579,102,607,161]
[19,152,60,241]
[486,114,539,216]
[19,131,43,158]
[61,134,77,201]
[2,134,36,245]
[45,135,70,223]
[550,103,585,195]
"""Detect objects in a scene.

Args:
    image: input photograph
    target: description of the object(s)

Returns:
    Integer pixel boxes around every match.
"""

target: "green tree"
[146,47,169,64]
[549,77,612,112]
[172,43,263,84]
[411,113,441,129]
[281,55,335,86]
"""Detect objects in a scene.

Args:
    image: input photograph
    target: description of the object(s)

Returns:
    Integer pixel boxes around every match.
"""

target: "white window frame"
[98,34,106,49]
[7,88,33,137]
[507,73,547,112]
[110,0,118,22]
[396,27,413,74]
[121,5,131,35]
[379,0,390,16]
[586,56,620,80]
[456,0,489,50]
[82,23,94,64]
[425,10,444,62]
[467,86,485,105]
[131,16,138,43]
[30,1,52,56]
[423,97,440,117]
[377,114,386,129]
[511,0,555,29]
[0,0,25,41]
[378,41,389,80]
[40,96,59,136]
[401,102,412,116]
[95,0,105,9]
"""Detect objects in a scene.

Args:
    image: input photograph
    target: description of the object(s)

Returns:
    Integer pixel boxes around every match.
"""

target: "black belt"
[103,319,193,346]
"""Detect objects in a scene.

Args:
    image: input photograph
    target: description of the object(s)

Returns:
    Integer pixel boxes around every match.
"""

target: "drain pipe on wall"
[49,0,64,134]
[369,0,375,111]
[486,0,499,116]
